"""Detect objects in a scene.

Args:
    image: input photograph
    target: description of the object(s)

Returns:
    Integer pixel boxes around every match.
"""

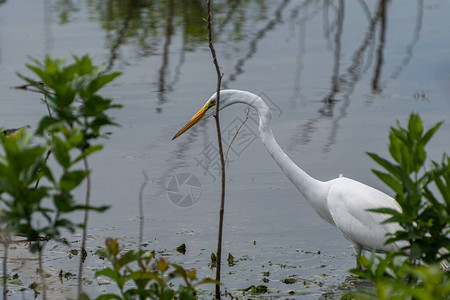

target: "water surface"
[1,0,450,298]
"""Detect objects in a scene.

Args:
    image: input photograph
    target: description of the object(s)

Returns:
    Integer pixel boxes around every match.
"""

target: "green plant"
[21,55,122,297]
[0,129,53,250]
[367,113,450,265]
[3,55,121,252]
[352,252,450,299]
[0,55,122,298]
[348,113,450,299]
[93,238,215,300]
[0,127,103,298]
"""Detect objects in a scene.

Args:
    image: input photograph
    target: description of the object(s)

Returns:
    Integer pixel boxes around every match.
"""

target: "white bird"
[172,89,404,266]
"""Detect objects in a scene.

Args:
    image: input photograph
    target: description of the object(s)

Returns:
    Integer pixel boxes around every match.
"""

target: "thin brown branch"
[42,92,53,118]
[225,108,250,162]
[11,81,45,94]
[35,93,52,190]
[2,243,8,300]
[206,0,225,299]
[35,149,52,189]
[38,249,47,300]
[77,155,91,298]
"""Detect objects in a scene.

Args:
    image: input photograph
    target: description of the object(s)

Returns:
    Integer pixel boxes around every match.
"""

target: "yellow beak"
[172,104,209,140]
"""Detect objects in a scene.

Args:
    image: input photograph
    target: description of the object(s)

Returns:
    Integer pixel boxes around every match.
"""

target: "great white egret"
[172,89,405,265]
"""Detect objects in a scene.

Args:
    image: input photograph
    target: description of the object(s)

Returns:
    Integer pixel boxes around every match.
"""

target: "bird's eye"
[209,99,216,108]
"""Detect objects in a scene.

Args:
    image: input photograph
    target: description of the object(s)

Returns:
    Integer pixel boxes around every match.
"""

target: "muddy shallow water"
[1,1,450,298]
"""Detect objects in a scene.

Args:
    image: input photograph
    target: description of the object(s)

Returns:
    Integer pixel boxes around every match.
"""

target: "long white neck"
[225,91,331,219]
[251,97,324,199]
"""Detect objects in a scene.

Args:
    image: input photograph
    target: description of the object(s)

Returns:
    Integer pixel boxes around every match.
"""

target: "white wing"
[326,177,405,252]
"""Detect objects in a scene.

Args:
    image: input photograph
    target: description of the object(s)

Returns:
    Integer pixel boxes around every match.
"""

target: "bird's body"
[172,89,404,261]
[325,177,404,254]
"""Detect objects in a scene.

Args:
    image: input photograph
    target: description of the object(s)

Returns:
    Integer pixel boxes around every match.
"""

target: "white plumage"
[173,89,406,264]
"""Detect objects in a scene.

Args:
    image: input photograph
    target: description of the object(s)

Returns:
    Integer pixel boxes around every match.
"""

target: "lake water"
[1,0,450,299]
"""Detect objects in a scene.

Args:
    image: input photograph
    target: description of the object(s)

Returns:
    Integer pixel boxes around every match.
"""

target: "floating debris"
[176,243,186,255]
[282,278,297,284]
[227,253,235,267]
[242,285,268,295]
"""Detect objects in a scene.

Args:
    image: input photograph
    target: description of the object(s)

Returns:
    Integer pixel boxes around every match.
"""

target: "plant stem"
[206,1,225,298]
[38,248,46,300]
[77,156,91,298]
[35,93,52,190]
[138,171,149,251]
[225,108,250,162]
[2,243,7,300]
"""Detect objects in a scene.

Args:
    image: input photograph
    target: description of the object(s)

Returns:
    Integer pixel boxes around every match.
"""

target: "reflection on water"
[157,0,175,107]
[90,1,164,71]
[336,0,394,97]
[222,0,290,88]
[287,0,426,152]
[1,0,431,102]
[80,0,284,112]
[390,0,423,80]
[53,0,79,25]
[155,120,209,197]
[289,1,308,107]
[324,0,344,104]
[372,0,388,93]
[43,0,426,124]
[44,0,54,52]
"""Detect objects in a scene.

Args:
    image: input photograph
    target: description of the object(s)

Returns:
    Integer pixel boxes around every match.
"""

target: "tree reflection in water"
[46,0,431,182]
[46,0,429,178]
[289,0,424,153]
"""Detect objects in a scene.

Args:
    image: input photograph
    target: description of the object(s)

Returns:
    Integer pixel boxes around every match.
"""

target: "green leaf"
[73,145,103,164]
[407,113,423,140]
[96,268,121,283]
[52,136,71,169]
[422,122,443,146]
[115,250,141,269]
[59,170,87,192]
[79,292,91,300]
[372,170,402,194]
[36,116,61,135]
[196,277,218,286]
[83,95,112,116]
[368,207,401,217]
[367,153,402,179]
[88,72,122,95]
[410,243,422,260]
[375,255,389,278]
[71,204,110,213]
[53,193,75,212]
[127,270,160,282]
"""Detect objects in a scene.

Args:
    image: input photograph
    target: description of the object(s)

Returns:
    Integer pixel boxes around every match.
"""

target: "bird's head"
[172,90,238,140]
